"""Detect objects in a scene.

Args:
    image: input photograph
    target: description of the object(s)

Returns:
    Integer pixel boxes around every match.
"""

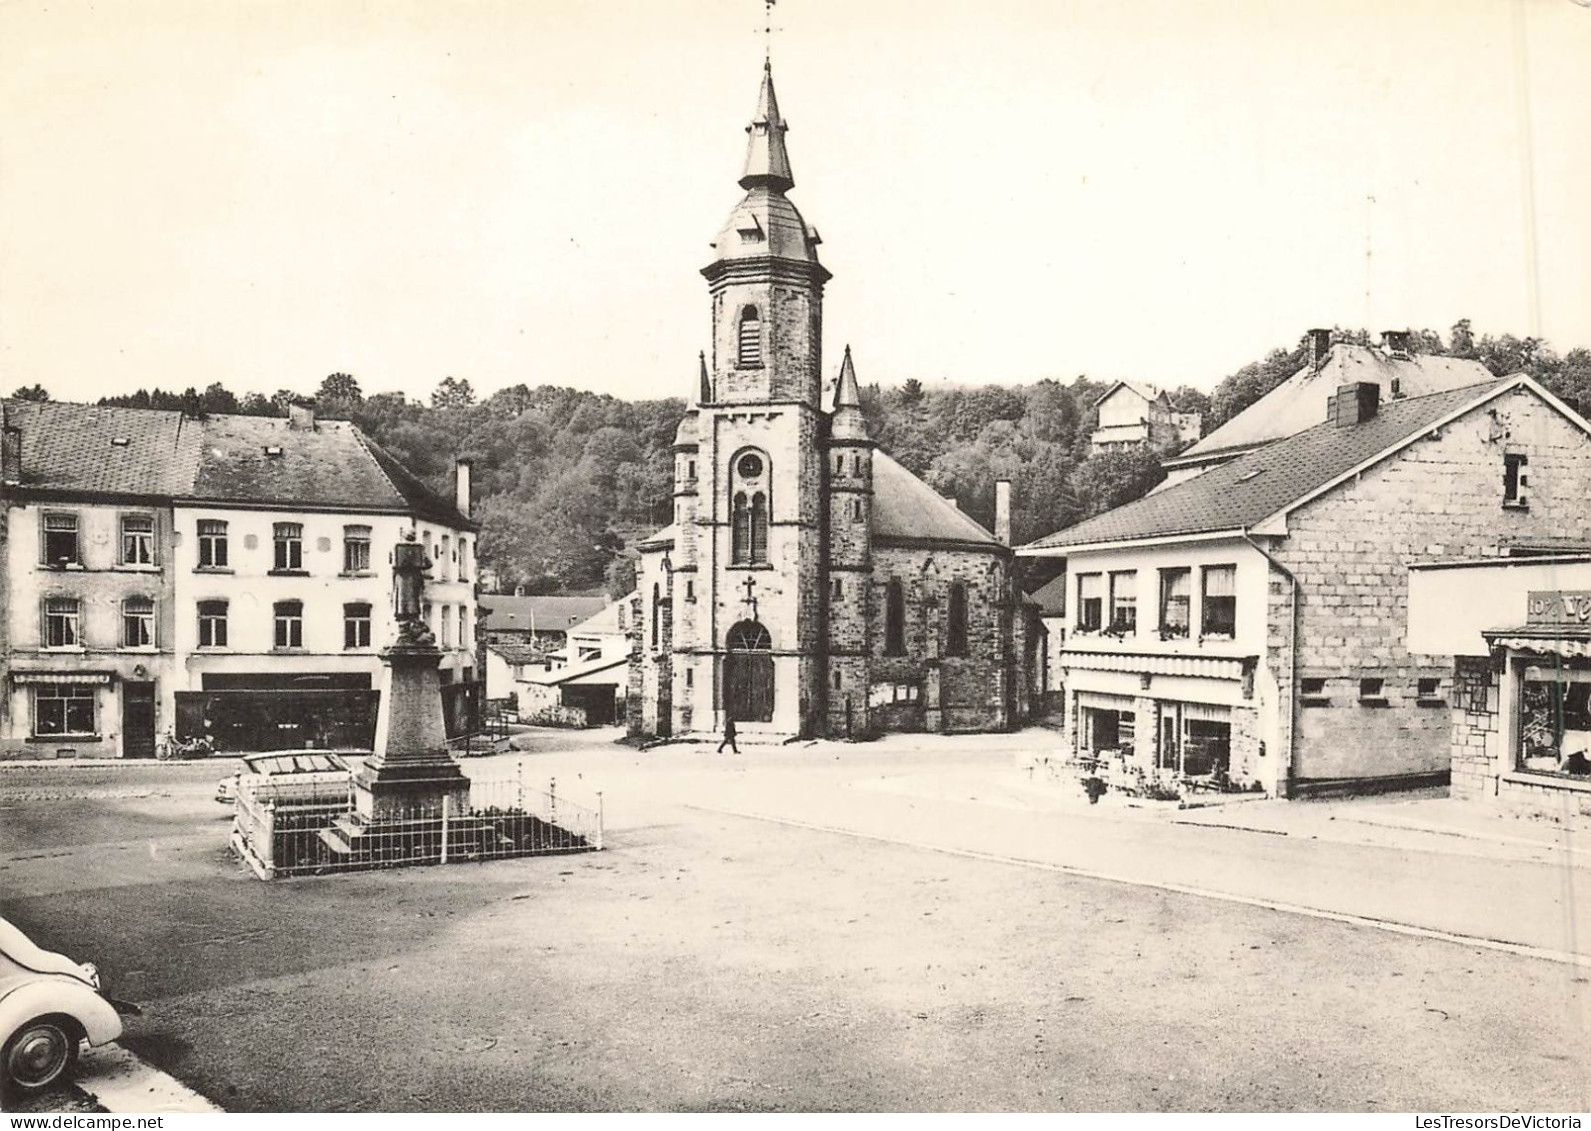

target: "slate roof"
[635,451,1002,552]
[1171,344,1494,466]
[1028,573,1068,617]
[1022,377,1514,553]
[871,451,1003,549]
[2,399,474,527]
[4,400,204,497]
[570,595,630,636]
[479,594,609,635]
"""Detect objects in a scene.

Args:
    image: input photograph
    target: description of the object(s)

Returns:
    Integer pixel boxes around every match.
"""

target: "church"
[628,60,1039,742]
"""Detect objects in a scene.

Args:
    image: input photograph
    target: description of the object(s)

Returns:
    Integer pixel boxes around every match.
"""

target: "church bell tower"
[678,59,832,737]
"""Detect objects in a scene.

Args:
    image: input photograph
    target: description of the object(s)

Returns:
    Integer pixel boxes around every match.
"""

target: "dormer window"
[737,306,762,368]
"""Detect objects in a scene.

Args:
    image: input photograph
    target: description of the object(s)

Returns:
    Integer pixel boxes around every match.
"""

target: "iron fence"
[231,770,602,881]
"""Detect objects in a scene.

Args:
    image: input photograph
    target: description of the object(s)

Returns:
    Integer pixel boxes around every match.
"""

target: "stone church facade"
[628,61,1035,742]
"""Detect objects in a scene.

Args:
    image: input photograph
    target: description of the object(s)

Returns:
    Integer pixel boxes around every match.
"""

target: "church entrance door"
[724,621,774,723]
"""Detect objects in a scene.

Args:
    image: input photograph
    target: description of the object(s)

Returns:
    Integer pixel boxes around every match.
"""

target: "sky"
[2,0,1589,407]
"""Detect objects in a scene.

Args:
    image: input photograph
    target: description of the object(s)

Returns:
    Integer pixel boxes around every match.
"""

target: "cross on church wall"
[741,573,759,619]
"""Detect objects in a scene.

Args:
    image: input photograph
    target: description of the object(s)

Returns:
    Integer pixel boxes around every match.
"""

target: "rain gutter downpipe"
[1242,530,1298,798]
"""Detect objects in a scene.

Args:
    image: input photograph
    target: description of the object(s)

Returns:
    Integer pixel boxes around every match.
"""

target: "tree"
[201,382,239,415]
[431,375,477,409]
[10,384,49,402]
[1070,448,1165,518]
[316,373,363,416]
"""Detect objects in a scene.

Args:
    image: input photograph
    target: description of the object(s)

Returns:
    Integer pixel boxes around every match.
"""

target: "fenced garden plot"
[231,773,602,880]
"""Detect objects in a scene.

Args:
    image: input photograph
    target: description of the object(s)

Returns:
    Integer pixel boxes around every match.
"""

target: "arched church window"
[730,450,770,566]
[947,583,969,657]
[732,492,750,563]
[885,579,905,656]
[738,306,762,368]
[651,583,660,649]
[750,493,768,562]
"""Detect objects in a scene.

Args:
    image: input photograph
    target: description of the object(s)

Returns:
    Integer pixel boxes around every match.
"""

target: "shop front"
[1408,557,1591,817]
[5,666,161,760]
[175,672,379,753]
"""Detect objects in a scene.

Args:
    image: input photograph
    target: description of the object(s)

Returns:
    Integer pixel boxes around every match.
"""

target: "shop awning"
[1483,627,1591,661]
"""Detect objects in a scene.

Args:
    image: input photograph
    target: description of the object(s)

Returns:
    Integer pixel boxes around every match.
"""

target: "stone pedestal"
[353,639,469,822]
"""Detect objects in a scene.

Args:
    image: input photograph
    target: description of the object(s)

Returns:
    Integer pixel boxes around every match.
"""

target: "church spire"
[740,59,794,192]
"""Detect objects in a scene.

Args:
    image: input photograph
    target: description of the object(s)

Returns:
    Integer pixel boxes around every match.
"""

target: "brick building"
[0,399,479,759]
[1019,373,1591,796]
[628,62,1037,742]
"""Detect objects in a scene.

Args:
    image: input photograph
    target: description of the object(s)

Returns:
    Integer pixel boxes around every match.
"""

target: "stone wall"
[1449,655,1498,801]
[869,544,1012,734]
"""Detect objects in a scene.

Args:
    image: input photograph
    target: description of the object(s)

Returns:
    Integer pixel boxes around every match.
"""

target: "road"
[2,732,1588,1112]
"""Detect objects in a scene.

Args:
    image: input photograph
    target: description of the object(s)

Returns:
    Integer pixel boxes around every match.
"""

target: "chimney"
[1,407,19,485]
[455,458,473,518]
[1331,381,1380,427]
[995,480,1012,546]
[1383,329,1412,359]
[1307,328,1333,373]
[287,401,316,430]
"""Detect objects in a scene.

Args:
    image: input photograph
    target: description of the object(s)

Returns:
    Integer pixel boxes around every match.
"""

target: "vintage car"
[0,916,126,1095]
[217,750,354,807]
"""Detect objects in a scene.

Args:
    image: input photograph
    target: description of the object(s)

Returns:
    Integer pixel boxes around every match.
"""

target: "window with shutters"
[737,305,762,367]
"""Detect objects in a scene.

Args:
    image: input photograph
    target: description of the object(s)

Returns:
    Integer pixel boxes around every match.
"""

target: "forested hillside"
[10,321,1585,597]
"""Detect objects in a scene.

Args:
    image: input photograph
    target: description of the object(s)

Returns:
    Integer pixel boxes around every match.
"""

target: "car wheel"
[3,1015,81,1094]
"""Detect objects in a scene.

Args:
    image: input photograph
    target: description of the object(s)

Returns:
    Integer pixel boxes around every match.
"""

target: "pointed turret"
[830,346,871,443]
[834,345,861,410]
[741,59,794,192]
[674,353,705,448]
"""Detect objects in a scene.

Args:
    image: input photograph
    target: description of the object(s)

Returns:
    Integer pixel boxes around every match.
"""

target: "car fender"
[0,979,122,1048]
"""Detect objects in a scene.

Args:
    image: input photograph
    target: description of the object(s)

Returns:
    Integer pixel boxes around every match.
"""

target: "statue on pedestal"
[352,529,469,821]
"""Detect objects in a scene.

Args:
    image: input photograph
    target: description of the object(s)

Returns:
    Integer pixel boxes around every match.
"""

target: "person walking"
[717,716,740,755]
